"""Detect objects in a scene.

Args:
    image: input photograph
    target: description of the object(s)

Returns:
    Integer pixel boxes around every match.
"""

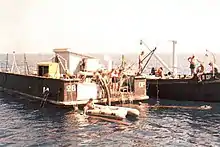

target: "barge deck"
[0,48,148,109]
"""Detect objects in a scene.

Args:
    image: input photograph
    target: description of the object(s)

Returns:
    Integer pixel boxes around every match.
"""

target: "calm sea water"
[0,92,219,147]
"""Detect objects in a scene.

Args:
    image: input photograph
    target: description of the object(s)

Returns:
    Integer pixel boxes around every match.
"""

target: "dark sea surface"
[0,92,219,147]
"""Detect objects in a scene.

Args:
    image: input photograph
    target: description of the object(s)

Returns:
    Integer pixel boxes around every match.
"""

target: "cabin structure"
[53,48,101,75]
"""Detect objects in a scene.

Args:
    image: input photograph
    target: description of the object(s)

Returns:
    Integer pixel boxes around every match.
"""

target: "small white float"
[199,105,212,110]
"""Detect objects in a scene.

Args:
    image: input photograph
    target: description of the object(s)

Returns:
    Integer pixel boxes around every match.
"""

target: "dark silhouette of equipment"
[139,47,157,74]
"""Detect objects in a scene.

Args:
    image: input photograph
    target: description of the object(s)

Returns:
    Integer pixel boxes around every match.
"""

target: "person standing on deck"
[150,67,156,75]
[138,51,145,74]
[208,62,219,74]
[188,55,196,75]
[196,61,205,82]
[156,67,164,78]
[80,58,86,72]
[111,69,119,94]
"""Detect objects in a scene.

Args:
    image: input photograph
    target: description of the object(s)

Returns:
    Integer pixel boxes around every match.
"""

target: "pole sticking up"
[205,49,218,77]
[121,54,125,70]
[23,53,29,75]
[10,51,20,74]
[206,49,216,64]
[24,54,26,75]
[54,54,68,74]
[6,53,9,72]
[169,40,177,77]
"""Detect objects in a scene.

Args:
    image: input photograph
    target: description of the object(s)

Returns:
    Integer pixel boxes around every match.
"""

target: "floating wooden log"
[141,104,212,110]
[89,116,131,126]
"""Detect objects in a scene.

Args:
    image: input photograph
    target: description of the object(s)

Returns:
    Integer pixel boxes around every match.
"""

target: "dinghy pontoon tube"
[86,107,127,120]
[92,104,140,118]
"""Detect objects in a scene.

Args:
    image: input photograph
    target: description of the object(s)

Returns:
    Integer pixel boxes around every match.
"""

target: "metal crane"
[140,40,172,74]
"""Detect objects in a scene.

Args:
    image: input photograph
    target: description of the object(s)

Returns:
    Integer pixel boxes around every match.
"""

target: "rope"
[40,90,50,108]
[98,75,111,106]
[156,79,160,105]
[56,88,61,104]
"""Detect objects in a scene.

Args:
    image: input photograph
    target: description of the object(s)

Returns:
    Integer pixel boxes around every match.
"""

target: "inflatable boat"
[86,107,127,120]
[85,104,140,120]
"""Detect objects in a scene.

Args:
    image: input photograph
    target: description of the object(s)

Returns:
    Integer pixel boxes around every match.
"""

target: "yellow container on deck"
[37,62,60,79]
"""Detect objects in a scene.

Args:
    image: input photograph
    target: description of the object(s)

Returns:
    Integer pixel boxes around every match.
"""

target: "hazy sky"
[0,0,220,54]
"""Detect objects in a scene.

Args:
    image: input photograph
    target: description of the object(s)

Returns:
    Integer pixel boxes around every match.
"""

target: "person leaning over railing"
[155,67,164,78]
[196,61,205,82]
[208,62,218,74]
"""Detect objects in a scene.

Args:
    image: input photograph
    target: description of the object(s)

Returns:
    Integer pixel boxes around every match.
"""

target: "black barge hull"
[0,72,77,106]
[0,72,149,107]
[146,74,220,102]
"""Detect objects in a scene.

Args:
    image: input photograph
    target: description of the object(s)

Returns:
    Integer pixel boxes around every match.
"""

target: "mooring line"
[143,105,212,110]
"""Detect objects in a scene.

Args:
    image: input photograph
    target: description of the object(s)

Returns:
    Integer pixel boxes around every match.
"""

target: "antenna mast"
[6,53,9,72]
[10,51,20,74]
[23,53,29,75]
[169,40,177,76]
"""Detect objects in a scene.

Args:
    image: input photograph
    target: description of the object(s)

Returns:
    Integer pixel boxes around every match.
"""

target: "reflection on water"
[0,92,219,147]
